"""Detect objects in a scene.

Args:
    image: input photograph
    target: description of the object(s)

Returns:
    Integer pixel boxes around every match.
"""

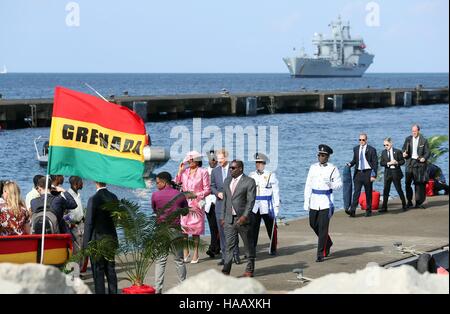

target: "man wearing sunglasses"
[380,138,407,212]
[346,133,378,217]
[304,144,342,262]
[220,160,257,277]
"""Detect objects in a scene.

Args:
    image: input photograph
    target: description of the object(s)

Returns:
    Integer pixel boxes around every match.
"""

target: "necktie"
[359,147,365,170]
[222,167,226,182]
[231,178,238,195]
[387,150,391,161]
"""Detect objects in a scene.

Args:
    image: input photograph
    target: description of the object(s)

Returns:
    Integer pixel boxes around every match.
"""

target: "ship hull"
[283,54,374,78]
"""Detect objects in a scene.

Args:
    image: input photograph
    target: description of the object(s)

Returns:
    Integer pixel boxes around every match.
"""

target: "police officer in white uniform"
[249,153,280,255]
[304,145,342,262]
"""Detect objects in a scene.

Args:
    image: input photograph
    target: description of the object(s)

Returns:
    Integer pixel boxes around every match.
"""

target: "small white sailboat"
[0,65,7,74]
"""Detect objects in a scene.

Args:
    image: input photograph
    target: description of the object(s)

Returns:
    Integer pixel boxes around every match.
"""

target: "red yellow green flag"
[49,86,146,188]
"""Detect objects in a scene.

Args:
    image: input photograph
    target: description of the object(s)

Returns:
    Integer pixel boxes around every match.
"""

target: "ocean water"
[0,73,448,233]
[0,73,448,99]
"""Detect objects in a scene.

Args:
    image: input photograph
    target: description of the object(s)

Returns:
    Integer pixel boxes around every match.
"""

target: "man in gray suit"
[220,160,257,277]
[211,149,241,265]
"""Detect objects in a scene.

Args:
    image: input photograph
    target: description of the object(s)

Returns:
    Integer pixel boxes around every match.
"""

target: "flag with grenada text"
[48,86,146,188]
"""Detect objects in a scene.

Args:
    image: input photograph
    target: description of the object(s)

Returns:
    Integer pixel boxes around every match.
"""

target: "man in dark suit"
[346,133,378,217]
[210,149,241,265]
[220,160,257,277]
[402,124,431,209]
[380,137,407,212]
[83,182,119,294]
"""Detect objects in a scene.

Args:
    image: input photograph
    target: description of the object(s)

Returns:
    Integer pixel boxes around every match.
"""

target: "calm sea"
[0,73,448,233]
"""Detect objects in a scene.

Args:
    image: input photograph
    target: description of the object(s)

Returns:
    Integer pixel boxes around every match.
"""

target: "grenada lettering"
[61,124,142,155]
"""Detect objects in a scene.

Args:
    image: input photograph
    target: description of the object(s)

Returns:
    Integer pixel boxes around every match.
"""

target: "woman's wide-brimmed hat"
[183,151,203,163]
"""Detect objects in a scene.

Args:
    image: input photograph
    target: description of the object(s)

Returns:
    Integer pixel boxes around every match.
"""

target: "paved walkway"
[81,195,449,293]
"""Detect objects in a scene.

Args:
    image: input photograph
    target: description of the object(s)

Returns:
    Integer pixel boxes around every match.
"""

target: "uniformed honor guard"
[304,145,342,262]
[249,153,280,255]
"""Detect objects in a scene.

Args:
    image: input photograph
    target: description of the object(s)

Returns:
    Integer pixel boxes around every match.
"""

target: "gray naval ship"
[283,17,374,77]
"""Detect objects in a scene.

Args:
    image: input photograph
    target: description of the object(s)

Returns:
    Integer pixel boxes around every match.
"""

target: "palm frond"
[427,135,449,164]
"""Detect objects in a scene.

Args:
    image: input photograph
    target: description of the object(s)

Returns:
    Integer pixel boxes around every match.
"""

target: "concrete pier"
[79,195,449,293]
[0,86,448,129]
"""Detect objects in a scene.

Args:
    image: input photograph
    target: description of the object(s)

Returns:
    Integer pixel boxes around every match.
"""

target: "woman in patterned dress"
[0,181,30,236]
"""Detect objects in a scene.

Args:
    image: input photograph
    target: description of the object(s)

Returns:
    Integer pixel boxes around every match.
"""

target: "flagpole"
[40,116,55,264]
[84,83,109,102]
[40,173,50,264]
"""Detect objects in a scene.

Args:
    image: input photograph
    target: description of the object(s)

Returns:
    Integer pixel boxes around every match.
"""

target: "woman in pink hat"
[175,151,211,263]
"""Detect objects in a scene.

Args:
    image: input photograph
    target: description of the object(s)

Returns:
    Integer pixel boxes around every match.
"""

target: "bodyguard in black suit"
[83,182,119,294]
[346,133,378,217]
[402,124,431,208]
[380,138,407,212]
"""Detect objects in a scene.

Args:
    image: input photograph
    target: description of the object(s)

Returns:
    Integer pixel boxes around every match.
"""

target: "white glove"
[274,206,280,217]
[323,178,332,188]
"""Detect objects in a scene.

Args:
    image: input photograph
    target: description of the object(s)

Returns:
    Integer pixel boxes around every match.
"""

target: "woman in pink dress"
[175,151,211,263]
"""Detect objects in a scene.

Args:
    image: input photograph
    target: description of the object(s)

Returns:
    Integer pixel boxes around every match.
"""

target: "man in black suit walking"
[380,137,407,212]
[346,133,378,217]
[402,124,431,209]
[83,182,119,294]
[220,160,257,277]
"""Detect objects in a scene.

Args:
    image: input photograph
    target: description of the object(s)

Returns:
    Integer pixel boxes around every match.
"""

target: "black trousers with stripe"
[252,212,278,254]
[309,209,332,258]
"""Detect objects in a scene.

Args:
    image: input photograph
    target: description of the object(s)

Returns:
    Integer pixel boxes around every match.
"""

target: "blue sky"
[0,0,448,73]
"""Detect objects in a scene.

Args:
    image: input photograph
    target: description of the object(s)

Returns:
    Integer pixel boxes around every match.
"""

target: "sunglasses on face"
[359,139,366,142]
[318,154,328,157]
[384,144,390,147]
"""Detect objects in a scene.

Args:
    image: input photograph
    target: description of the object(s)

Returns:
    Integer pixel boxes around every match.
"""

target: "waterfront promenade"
[80,195,449,292]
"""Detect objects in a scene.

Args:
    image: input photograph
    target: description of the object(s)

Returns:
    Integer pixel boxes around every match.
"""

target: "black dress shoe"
[217,259,225,266]
[415,204,426,209]
[206,249,215,258]
[407,202,414,209]
[349,210,356,217]
[378,208,388,213]
[325,244,333,257]
[402,205,408,211]
[233,255,242,265]
[316,256,324,263]
[365,210,372,217]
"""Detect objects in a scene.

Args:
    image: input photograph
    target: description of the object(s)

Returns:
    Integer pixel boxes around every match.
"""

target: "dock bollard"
[333,95,343,112]
[246,97,257,116]
[403,92,412,107]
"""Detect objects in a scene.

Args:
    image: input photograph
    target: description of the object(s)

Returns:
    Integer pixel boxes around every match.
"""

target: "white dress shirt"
[412,136,419,159]
[304,162,343,211]
[249,170,281,216]
[67,188,84,223]
[358,145,372,170]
